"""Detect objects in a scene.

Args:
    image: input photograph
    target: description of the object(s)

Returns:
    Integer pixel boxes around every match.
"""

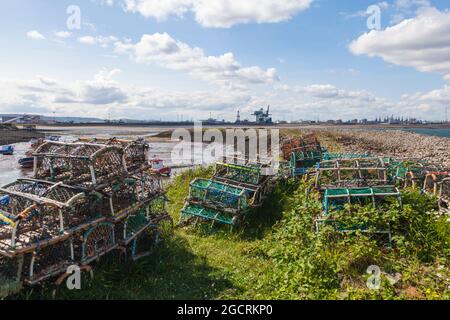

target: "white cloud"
[122,0,313,28]
[55,31,72,38]
[114,32,278,86]
[395,0,430,10]
[26,30,45,40]
[350,7,450,80]
[101,0,114,5]
[2,70,448,121]
[0,70,252,120]
[78,36,96,45]
[78,35,118,47]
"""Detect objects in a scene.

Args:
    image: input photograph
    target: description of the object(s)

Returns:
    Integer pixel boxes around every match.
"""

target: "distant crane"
[252,105,273,124]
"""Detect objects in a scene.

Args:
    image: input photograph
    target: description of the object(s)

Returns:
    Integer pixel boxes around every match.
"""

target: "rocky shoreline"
[317,129,450,167]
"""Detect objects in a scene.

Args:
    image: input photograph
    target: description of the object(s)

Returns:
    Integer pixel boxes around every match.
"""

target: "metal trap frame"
[321,152,371,161]
[315,158,388,189]
[315,186,401,243]
[33,141,128,188]
[78,137,149,171]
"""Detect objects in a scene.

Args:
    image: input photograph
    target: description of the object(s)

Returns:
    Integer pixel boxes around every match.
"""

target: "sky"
[0,0,449,121]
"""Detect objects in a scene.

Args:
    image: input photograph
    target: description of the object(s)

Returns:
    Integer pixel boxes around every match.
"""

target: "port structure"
[0,139,171,298]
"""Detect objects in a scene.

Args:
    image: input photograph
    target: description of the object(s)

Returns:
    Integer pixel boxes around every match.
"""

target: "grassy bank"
[15,164,450,300]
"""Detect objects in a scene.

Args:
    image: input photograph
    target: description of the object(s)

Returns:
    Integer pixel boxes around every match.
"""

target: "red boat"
[150,159,171,176]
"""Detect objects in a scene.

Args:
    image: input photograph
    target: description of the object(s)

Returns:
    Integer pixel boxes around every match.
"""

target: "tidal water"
[403,128,450,139]
[0,131,228,186]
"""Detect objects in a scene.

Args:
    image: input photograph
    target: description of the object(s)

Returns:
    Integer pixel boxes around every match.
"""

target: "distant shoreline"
[36,122,450,131]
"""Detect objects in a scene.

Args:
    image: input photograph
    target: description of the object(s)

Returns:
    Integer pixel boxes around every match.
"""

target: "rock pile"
[321,129,450,167]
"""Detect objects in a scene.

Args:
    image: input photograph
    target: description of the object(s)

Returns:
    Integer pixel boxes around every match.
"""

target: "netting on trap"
[280,135,323,177]
[214,162,265,186]
[0,191,69,251]
[33,141,127,188]
[21,239,73,285]
[0,180,109,252]
[181,203,237,225]
[188,178,253,212]
[132,170,164,201]
[78,137,149,171]
[130,227,160,261]
[315,158,388,189]
[80,222,117,264]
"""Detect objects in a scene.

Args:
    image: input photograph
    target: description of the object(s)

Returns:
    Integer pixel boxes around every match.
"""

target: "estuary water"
[402,128,450,139]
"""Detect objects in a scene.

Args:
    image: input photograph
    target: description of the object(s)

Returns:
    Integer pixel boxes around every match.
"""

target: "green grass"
[11,166,450,300]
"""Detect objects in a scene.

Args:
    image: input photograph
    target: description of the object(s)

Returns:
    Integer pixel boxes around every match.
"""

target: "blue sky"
[0,0,449,121]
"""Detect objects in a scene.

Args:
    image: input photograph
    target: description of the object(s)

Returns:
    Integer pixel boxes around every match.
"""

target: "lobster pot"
[316,158,387,189]
[63,195,106,230]
[0,255,23,298]
[91,148,128,186]
[215,163,262,186]
[129,226,158,261]
[322,186,402,216]
[71,222,117,265]
[134,172,164,200]
[102,179,139,215]
[35,157,92,184]
[33,142,128,187]
[281,135,321,161]
[189,179,250,212]
[181,203,237,225]
[0,202,62,250]
[119,208,150,244]
[124,142,149,171]
[290,151,322,176]
[22,239,73,285]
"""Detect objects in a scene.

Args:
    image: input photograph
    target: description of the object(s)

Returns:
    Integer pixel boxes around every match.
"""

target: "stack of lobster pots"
[0,139,171,298]
[280,135,324,177]
[180,156,274,226]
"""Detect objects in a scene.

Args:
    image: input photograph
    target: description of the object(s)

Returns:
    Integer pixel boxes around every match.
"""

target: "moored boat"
[0,145,14,155]
[150,159,172,176]
[18,157,34,168]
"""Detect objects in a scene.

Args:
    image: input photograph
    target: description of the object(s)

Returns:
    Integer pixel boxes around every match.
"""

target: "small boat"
[46,135,61,142]
[18,157,34,169]
[0,145,14,155]
[150,159,171,176]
